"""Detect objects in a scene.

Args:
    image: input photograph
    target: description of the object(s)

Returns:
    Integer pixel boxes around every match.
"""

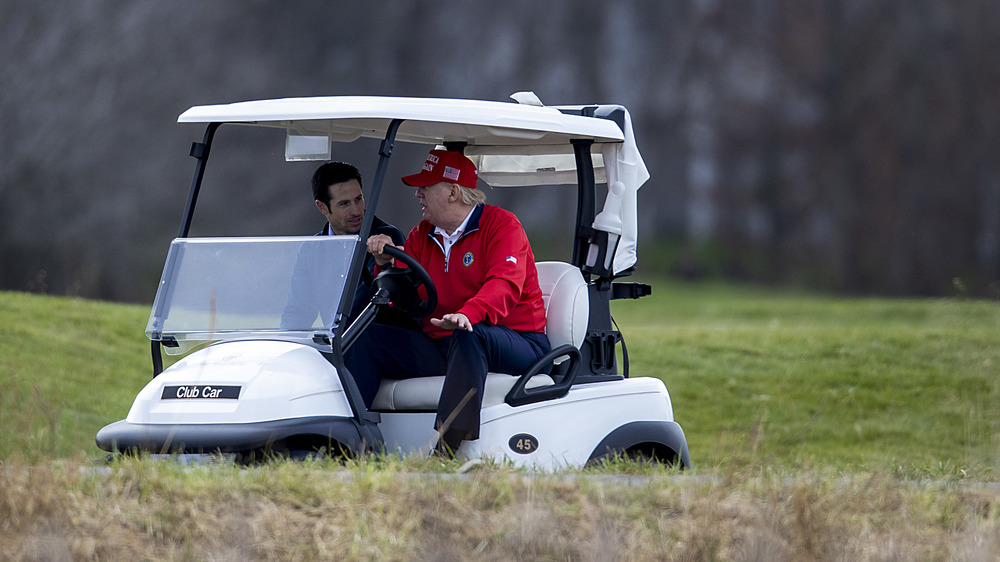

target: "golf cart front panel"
[96,236,380,456]
[125,340,351,425]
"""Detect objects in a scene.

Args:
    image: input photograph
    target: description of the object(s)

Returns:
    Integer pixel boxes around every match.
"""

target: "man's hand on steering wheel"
[367,236,469,331]
[368,242,438,318]
[366,234,399,267]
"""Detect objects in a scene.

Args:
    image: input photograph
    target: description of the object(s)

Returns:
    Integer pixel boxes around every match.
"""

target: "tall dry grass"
[2,460,999,561]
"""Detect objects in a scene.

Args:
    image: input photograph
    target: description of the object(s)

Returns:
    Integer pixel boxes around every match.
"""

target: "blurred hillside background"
[2,0,998,303]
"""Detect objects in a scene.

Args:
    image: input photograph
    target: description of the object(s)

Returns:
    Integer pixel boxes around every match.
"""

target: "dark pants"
[344,323,550,440]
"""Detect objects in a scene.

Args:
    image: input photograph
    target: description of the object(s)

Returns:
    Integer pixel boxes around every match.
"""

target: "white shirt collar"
[434,207,475,263]
[434,207,475,242]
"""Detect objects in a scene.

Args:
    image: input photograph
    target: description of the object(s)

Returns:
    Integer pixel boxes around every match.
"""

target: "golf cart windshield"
[146,236,358,354]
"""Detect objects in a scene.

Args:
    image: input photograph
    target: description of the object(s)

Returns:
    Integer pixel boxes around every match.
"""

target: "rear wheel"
[585,421,690,469]
[586,443,684,469]
[621,443,682,467]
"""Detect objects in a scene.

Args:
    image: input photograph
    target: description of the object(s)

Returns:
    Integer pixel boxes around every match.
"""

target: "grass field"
[620,279,1000,477]
[2,285,1000,560]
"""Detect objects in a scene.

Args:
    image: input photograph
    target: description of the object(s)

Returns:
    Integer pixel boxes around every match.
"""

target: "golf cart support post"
[152,111,647,385]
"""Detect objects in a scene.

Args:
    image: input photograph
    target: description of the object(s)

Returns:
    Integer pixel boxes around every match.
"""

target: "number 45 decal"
[508,433,539,455]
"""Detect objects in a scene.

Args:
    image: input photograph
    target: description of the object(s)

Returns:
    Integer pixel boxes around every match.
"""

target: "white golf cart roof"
[178,94,648,275]
[177,95,624,145]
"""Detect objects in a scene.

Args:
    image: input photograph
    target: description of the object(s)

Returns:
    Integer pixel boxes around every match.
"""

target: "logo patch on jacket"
[463,252,474,266]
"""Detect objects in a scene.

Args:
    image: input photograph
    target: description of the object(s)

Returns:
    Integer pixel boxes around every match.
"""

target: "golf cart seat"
[372,261,589,410]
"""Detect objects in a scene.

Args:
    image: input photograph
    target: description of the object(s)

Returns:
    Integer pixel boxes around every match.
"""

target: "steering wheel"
[373,245,438,317]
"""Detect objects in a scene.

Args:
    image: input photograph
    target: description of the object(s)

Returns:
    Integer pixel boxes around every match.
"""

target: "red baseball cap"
[402,149,479,189]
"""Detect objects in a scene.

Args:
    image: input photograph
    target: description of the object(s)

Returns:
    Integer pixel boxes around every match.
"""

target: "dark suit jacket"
[319,216,406,324]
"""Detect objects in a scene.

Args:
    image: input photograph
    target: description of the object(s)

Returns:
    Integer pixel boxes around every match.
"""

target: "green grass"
[0,291,152,463]
[616,280,1000,477]
[3,285,1000,559]
[2,284,999,477]
[7,456,996,560]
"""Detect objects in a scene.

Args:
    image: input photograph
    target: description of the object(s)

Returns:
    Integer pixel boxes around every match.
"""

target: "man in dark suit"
[310,162,408,323]
[281,162,408,331]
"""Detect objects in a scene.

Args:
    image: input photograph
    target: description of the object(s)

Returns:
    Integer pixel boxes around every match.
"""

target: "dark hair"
[312,162,363,205]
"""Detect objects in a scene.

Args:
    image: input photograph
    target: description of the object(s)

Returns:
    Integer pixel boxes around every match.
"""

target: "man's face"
[415,181,453,226]
[317,179,364,235]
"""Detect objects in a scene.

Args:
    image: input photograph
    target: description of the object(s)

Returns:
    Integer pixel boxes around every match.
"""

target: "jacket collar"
[464,203,484,235]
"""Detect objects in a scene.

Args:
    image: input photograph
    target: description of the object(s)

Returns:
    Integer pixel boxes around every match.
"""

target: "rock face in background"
[2,0,998,302]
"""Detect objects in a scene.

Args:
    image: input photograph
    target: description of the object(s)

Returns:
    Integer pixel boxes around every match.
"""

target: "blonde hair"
[459,185,487,206]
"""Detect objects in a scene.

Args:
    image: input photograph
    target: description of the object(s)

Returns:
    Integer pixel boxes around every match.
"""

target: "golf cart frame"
[162,100,645,379]
[102,95,687,468]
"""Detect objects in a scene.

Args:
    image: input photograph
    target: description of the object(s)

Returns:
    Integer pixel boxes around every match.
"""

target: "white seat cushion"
[372,261,587,412]
[373,373,555,410]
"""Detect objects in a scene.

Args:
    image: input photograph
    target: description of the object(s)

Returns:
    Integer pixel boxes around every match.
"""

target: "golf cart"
[96,94,689,469]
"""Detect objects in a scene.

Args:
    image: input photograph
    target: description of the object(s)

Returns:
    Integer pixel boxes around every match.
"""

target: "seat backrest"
[536,261,589,348]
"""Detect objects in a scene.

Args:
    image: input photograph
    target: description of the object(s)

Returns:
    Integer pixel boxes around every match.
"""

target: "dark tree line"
[1,0,997,302]
[667,0,999,295]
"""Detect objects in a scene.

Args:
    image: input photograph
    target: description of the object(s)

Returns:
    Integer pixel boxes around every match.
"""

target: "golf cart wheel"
[233,436,357,465]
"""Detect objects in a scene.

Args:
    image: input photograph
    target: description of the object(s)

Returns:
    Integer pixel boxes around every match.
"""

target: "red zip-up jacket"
[401,204,546,339]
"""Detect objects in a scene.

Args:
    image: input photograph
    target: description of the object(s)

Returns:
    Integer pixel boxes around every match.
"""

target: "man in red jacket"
[344,149,551,455]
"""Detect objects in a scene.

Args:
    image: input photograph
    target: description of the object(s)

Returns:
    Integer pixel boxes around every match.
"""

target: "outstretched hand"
[430,313,473,332]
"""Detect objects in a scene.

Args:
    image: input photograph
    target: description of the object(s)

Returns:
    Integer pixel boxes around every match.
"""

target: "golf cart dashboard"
[146,236,359,355]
